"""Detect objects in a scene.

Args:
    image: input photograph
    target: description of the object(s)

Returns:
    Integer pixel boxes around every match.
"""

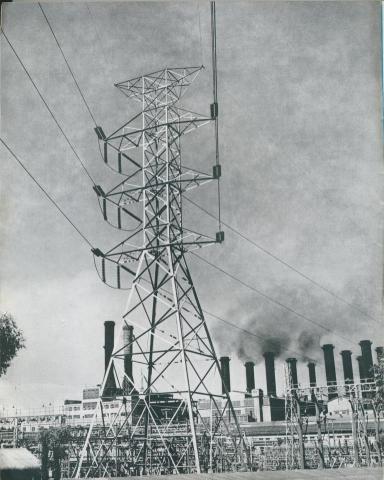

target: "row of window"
[81,402,121,411]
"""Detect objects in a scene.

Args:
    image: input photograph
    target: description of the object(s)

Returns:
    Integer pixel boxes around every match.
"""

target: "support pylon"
[74,66,247,477]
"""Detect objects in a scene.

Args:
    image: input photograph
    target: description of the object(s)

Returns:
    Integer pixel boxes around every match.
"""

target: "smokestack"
[359,340,373,381]
[340,350,354,385]
[286,358,298,389]
[104,321,117,396]
[376,346,384,363]
[123,324,134,393]
[357,355,364,381]
[220,356,231,394]
[322,344,337,400]
[263,352,276,397]
[307,362,317,387]
[244,361,255,395]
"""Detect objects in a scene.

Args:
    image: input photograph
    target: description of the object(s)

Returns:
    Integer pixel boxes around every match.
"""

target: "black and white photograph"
[0,1,383,478]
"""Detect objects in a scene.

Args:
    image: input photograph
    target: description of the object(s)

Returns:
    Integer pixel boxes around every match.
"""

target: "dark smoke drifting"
[297,330,321,362]
[212,293,324,364]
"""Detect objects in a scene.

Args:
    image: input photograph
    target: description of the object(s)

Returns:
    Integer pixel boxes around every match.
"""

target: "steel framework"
[284,379,380,470]
[74,67,246,477]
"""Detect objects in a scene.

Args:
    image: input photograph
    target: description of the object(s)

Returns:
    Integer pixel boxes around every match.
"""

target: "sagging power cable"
[191,251,358,347]
[1,138,94,249]
[38,2,98,128]
[1,29,97,187]
[185,196,380,325]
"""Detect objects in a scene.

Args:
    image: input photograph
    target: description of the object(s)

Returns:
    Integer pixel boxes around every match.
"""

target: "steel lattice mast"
[74,66,247,477]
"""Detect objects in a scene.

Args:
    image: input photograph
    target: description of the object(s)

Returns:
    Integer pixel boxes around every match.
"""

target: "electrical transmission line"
[1,132,313,364]
[185,196,381,325]
[202,309,317,362]
[2,5,373,364]
[191,251,361,348]
[31,1,381,330]
[1,138,94,249]
[38,2,98,127]
[1,29,97,187]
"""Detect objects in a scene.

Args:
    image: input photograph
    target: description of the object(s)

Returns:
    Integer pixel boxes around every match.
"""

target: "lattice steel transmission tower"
[74,64,247,476]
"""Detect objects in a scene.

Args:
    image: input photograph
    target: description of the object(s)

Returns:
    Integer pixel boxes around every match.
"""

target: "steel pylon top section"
[114,66,204,105]
[92,65,223,290]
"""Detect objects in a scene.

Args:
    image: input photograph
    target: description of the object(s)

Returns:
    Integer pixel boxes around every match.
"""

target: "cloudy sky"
[0,1,382,411]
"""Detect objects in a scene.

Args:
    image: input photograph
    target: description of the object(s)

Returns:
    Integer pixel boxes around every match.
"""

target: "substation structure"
[73,65,248,477]
[284,380,379,470]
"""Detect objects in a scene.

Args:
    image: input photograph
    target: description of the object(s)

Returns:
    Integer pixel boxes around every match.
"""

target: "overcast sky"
[0,1,382,411]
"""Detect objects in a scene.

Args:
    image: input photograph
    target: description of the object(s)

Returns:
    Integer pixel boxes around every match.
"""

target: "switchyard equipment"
[284,378,380,469]
[74,3,248,477]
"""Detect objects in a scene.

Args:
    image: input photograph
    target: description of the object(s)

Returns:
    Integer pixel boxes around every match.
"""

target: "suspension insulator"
[213,164,221,179]
[94,126,106,140]
[101,258,106,283]
[117,207,122,229]
[216,231,224,243]
[102,199,107,221]
[117,265,121,289]
[118,152,122,173]
[210,102,218,119]
[104,142,108,164]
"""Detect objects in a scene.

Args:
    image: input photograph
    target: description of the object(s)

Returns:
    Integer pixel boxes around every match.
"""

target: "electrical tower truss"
[75,67,247,477]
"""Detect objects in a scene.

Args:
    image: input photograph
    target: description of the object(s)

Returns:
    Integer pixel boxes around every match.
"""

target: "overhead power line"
[1,138,94,249]
[185,196,380,325]
[201,309,317,363]
[210,0,221,231]
[138,276,317,362]
[1,29,96,187]
[38,3,98,127]
[0,133,315,361]
[191,251,357,347]
[2,9,371,359]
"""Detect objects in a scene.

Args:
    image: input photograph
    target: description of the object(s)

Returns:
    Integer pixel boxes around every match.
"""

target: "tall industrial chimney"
[357,355,364,381]
[104,321,117,396]
[359,340,373,381]
[244,361,255,396]
[220,356,231,394]
[286,358,298,389]
[307,362,317,387]
[376,346,384,363]
[263,352,277,397]
[322,344,337,400]
[340,350,354,384]
[123,324,134,393]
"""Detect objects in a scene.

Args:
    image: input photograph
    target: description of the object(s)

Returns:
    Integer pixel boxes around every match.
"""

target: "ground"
[82,466,383,480]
